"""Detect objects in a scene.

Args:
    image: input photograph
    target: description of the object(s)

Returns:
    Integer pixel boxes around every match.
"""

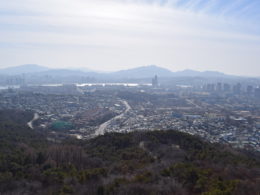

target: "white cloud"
[0,0,259,76]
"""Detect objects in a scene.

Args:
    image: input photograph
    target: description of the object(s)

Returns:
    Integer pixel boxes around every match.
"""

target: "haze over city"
[1,1,260,194]
[0,0,260,76]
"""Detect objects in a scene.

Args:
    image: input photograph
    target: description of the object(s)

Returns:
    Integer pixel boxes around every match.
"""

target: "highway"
[95,100,131,136]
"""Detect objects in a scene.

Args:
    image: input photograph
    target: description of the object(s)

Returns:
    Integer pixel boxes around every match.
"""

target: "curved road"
[27,113,39,129]
[95,100,131,136]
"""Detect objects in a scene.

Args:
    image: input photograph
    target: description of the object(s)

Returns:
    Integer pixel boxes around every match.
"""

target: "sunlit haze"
[0,0,260,76]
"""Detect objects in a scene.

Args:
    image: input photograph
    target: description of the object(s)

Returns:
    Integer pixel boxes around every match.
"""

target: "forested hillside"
[0,110,259,195]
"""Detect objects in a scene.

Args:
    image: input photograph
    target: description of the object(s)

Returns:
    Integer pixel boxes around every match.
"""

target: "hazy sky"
[0,0,260,76]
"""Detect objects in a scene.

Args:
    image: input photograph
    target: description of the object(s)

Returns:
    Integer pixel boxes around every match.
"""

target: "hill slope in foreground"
[0,110,259,195]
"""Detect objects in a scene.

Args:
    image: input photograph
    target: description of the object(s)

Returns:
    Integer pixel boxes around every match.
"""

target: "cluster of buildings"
[0,88,124,139]
[87,88,260,152]
[0,82,259,152]
[202,82,260,97]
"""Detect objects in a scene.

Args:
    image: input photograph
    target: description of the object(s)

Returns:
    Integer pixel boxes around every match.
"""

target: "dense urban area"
[1,76,260,152]
[0,71,260,194]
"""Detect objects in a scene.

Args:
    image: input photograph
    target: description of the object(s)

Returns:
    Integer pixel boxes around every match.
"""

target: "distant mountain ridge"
[174,69,226,77]
[0,64,49,75]
[0,64,230,78]
[111,65,174,78]
[110,65,227,78]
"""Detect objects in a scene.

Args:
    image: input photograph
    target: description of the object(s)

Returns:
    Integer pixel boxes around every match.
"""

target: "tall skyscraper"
[216,83,222,92]
[152,75,158,87]
[255,88,260,98]
[233,83,242,94]
[223,83,231,92]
